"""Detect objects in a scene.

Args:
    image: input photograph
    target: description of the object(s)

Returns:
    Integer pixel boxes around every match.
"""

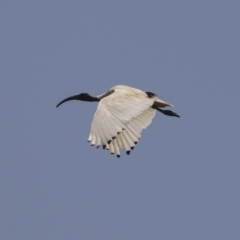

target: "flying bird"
[56,85,179,157]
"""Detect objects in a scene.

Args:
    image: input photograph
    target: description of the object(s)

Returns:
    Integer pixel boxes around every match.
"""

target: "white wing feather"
[88,87,157,156]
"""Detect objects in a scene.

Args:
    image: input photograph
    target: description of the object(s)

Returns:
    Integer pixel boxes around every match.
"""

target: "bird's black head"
[56,92,99,108]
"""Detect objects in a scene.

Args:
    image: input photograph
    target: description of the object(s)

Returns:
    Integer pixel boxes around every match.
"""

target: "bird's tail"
[153,98,174,108]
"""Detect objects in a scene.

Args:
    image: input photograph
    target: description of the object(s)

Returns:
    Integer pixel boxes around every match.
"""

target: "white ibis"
[57,85,179,157]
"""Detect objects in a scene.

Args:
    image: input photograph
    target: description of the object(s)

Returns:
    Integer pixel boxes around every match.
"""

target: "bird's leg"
[154,107,180,118]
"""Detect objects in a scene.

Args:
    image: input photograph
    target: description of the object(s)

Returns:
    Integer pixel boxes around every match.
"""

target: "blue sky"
[1,1,240,239]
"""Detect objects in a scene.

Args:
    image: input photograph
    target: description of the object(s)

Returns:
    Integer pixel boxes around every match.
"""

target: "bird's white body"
[88,85,173,156]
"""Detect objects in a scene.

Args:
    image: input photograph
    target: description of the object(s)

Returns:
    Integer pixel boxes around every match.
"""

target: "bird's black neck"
[80,93,99,102]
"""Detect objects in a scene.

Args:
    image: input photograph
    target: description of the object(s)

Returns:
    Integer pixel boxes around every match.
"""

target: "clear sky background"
[1,1,240,239]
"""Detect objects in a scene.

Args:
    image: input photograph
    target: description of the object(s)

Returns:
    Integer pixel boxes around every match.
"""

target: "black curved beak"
[56,94,81,108]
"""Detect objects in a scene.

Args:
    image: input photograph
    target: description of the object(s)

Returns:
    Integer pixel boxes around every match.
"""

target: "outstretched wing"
[105,107,156,157]
[88,89,156,157]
